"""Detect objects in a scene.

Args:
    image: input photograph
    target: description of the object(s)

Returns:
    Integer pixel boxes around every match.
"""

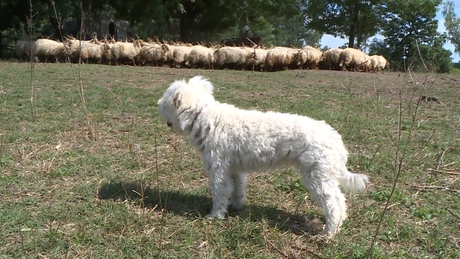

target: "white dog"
[158,76,369,237]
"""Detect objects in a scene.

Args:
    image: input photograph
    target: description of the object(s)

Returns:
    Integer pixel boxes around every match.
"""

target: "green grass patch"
[0,62,459,258]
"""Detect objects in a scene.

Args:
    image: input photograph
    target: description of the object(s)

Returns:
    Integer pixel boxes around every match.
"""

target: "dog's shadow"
[97,180,324,236]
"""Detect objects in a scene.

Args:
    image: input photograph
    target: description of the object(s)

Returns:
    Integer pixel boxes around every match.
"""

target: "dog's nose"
[167,121,172,127]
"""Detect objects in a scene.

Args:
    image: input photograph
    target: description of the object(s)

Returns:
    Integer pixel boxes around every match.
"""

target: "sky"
[319,5,460,62]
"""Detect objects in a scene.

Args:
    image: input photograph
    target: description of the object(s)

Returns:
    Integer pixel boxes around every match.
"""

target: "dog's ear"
[173,92,181,108]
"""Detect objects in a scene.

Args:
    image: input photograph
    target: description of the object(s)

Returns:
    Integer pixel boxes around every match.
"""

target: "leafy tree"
[243,0,321,47]
[0,0,64,57]
[109,0,244,42]
[368,37,391,57]
[0,0,31,57]
[169,0,313,44]
[1,0,113,40]
[47,0,118,40]
[442,1,460,54]
[2,0,316,49]
[109,0,316,46]
[0,0,29,32]
[264,6,321,47]
[305,0,384,49]
[372,0,450,72]
[454,62,460,69]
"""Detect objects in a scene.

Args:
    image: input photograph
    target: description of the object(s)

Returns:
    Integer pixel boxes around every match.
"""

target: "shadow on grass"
[97,180,324,236]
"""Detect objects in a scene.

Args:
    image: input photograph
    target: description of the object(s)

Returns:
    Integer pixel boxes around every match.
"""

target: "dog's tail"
[339,169,369,192]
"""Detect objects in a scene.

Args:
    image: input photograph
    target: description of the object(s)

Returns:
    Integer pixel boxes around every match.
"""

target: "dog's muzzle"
[167,121,173,128]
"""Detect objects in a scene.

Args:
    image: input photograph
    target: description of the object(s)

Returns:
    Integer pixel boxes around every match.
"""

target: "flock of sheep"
[14,38,389,72]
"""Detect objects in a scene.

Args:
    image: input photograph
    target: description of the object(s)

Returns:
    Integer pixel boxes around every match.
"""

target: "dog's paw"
[315,230,336,242]
[205,213,225,219]
[230,202,244,211]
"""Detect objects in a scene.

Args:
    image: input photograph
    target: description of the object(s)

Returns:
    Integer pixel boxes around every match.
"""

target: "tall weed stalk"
[28,0,35,121]
[76,2,94,138]
[366,71,432,258]
[50,0,95,139]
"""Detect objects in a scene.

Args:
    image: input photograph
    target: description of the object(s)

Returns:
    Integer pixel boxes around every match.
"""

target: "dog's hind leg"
[206,167,234,219]
[300,163,347,237]
[230,172,248,210]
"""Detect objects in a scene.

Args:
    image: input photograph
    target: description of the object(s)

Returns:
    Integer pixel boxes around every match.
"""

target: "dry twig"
[446,208,460,220]
[436,147,451,171]
[264,235,288,258]
[405,183,460,194]
[429,169,460,176]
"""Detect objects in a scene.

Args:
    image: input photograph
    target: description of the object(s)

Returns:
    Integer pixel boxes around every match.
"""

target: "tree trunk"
[179,1,204,43]
[0,31,3,58]
[50,17,63,40]
[180,15,195,43]
[348,3,360,48]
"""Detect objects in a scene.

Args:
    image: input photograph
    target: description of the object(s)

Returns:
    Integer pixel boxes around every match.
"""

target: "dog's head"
[158,76,215,135]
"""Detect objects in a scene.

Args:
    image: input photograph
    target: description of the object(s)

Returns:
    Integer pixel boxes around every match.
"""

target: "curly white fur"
[158,76,369,237]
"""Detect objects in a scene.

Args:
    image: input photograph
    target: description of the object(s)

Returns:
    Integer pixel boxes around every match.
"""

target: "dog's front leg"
[205,166,234,219]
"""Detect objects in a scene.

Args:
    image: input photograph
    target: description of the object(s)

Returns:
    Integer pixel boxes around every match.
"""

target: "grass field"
[0,62,459,258]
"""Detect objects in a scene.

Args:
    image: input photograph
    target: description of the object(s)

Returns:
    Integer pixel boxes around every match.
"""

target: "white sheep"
[15,41,27,60]
[65,39,93,63]
[32,39,67,63]
[172,45,193,68]
[185,45,215,69]
[101,42,115,65]
[138,43,170,66]
[79,42,110,64]
[369,55,389,73]
[252,48,268,71]
[163,44,177,67]
[265,47,299,71]
[15,40,37,61]
[110,39,144,66]
[339,48,371,72]
[213,46,256,70]
[322,48,343,70]
[22,41,35,60]
[297,46,323,69]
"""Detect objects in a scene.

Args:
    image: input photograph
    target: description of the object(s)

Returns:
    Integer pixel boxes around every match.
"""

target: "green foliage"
[443,1,460,54]
[0,0,30,31]
[368,0,450,72]
[454,61,460,69]
[1,0,315,46]
[0,0,455,68]
[450,62,460,74]
[305,0,385,48]
[411,206,445,220]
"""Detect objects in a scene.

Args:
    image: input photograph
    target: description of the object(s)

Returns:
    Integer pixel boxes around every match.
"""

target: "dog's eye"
[167,121,173,127]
